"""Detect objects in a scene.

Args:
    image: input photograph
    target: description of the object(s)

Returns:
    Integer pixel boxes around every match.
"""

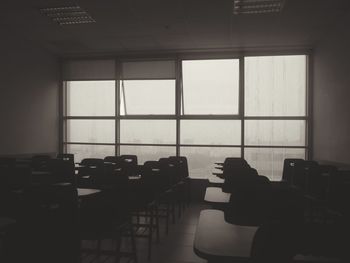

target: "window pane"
[180,120,241,145]
[245,55,306,116]
[245,120,306,146]
[66,144,115,163]
[120,120,176,144]
[182,59,239,114]
[65,120,115,143]
[119,146,176,164]
[120,80,175,115]
[244,148,306,181]
[66,81,115,116]
[180,147,241,178]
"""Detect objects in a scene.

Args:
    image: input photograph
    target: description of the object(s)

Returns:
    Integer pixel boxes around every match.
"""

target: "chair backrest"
[292,160,318,192]
[104,155,122,165]
[31,155,51,171]
[168,156,189,180]
[225,175,273,226]
[159,157,176,189]
[57,153,74,163]
[282,158,304,185]
[48,158,76,186]
[119,155,138,176]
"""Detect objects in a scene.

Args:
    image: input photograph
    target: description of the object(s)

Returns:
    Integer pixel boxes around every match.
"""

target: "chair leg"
[129,223,138,263]
[147,206,153,261]
[114,229,122,263]
[166,202,169,235]
[155,204,160,243]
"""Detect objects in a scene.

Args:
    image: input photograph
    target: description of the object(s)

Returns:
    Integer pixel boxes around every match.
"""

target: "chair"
[77,158,104,188]
[169,156,191,207]
[224,175,273,226]
[31,155,51,171]
[104,155,122,165]
[119,155,138,177]
[281,158,304,186]
[213,157,249,179]
[48,158,76,186]
[57,153,74,163]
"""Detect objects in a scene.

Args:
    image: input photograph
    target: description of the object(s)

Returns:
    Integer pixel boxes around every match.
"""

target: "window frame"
[61,52,311,180]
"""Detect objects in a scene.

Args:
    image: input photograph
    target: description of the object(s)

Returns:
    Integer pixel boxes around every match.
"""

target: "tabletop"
[194,209,257,262]
[204,187,231,204]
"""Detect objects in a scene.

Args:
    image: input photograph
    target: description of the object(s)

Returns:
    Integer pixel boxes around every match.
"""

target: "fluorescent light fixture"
[233,0,286,15]
[39,5,95,25]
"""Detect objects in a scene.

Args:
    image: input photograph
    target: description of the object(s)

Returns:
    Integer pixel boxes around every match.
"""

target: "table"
[208,176,225,186]
[204,187,231,204]
[77,188,101,198]
[194,209,258,262]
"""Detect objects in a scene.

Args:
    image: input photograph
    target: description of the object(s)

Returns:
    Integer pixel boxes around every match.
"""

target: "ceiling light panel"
[39,5,95,25]
[233,0,286,15]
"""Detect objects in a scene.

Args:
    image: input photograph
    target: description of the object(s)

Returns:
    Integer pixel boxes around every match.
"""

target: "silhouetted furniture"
[169,156,190,206]
[31,155,51,172]
[77,158,104,187]
[224,175,273,226]
[194,209,258,262]
[48,158,76,186]
[103,155,121,165]
[213,157,249,179]
[281,158,304,186]
[79,185,137,263]
[57,153,74,163]
[204,187,231,204]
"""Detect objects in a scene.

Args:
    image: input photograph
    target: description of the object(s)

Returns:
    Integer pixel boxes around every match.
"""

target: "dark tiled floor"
[82,203,210,263]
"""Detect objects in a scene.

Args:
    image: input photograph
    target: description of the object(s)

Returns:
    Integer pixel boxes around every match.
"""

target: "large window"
[63,55,308,181]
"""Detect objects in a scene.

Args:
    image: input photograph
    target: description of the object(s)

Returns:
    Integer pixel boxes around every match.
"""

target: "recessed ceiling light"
[39,5,95,25]
[233,0,286,15]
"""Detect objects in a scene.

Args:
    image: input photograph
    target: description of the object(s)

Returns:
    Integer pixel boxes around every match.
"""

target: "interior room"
[0,0,350,262]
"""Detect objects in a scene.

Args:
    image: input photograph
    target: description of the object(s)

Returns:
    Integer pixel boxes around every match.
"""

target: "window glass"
[182,59,239,114]
[119,146,176,164]
[66,144,115,163]
[120,120,176,144]
[120,80,175,115]
[66,81,115,116]
[180,147,241,178]
[65,120,115,143]
[245,120,306,146]
[180,120,241,145]
[244,148,306,181]
[245,55,306,116]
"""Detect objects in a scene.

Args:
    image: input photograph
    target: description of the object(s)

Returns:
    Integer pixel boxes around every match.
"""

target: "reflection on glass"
[120,120,176,144]
[180,120,241,145]
[245,120,306,146]
[120,146,176,164]
[66,144,115,163]
[245,55,306,116]
[66,81,115,116]
[244,148,306,181]
[65,120,115,143]
[182,59,239,114]
[180,147,241,178]
[120,80,175,115]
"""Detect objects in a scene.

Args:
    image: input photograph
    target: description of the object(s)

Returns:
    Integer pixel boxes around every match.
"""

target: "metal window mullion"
[116,59,120,156]
[240,56,245,159]
[176,57,182,156]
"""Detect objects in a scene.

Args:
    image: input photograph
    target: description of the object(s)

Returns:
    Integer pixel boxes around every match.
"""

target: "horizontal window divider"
[244,116,308,120]
[119,115,177,119]
[179,144,242,148]
[63,142,115,146]
[244,145,308,149]
[179,115,241,120]
[64,116,115,120]
[120,78,176,80]
[63,78,116,81]
[118,143,176,147]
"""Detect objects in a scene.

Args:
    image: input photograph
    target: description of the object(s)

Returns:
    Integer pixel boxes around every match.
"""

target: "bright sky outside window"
[182,59,239,115]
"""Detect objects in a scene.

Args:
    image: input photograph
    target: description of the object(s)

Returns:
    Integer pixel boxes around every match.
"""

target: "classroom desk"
[208,176,225,186]
[204,187,231,204]
[194,209,257,262]
[77,188,101,198]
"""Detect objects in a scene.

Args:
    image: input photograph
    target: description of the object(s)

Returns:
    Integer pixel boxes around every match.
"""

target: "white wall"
[313,12,350,165]
[0,29,60,155]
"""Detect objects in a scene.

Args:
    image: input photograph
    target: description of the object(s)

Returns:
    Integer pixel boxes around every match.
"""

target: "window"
[62,56,308,180]
[181,59,239,115]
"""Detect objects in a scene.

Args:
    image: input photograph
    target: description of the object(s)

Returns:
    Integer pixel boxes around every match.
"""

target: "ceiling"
[1,0,349,56]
